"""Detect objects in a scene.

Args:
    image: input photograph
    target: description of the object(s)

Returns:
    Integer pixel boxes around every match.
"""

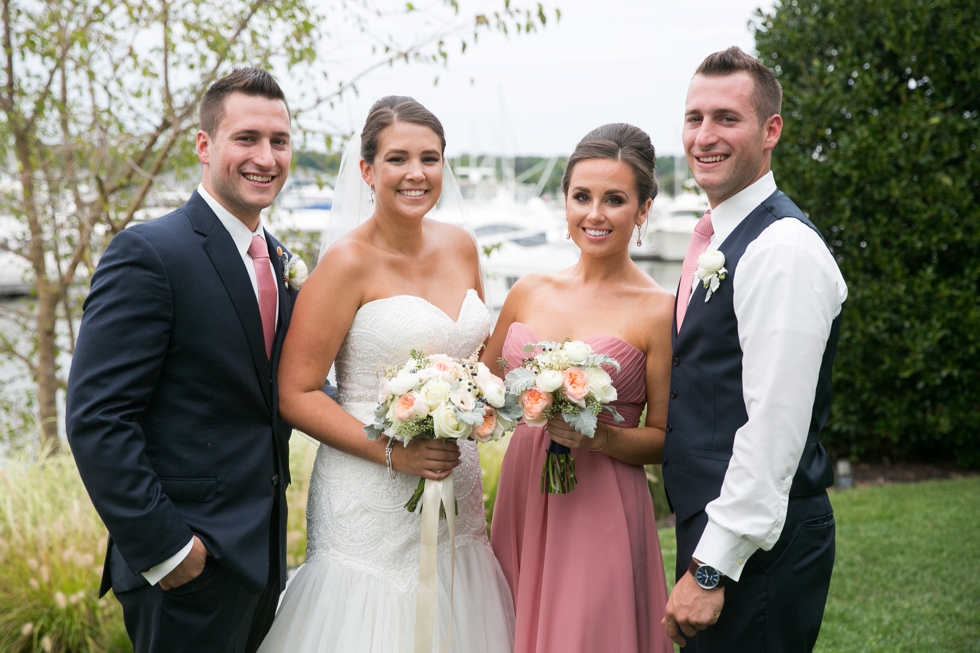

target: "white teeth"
[401,190,425,197]
[584,229,611,236]
[244,174,272,182]
[698,155,728,163]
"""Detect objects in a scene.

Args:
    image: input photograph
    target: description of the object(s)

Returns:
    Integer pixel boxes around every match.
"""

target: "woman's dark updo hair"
[560,123,658,203]
[360,96,446,164]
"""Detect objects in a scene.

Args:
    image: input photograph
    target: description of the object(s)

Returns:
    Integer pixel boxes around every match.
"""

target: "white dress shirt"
[688,172,848,581]
[142,185,279,586]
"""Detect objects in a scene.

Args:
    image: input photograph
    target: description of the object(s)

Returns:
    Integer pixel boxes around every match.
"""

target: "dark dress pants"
[675,491,836,653]
[116,500,282,653]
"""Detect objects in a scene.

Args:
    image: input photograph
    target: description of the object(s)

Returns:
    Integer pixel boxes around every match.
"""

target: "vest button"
[672,357,679,366]
[271,474,279,486]
[666,424,673,433]
[670,390,677,398]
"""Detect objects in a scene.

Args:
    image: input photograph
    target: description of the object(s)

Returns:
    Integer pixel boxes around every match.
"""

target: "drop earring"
[635,226,642,247]
[565,230,571,240]
[369,187,376,204]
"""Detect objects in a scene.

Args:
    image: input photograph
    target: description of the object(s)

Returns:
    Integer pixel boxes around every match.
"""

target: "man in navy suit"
[662,48,847,651]
[67,67,299,653]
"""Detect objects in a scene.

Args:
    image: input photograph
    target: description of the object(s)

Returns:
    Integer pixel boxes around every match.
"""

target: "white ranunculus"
[432,403,473,440]
[535,369,564,393]
[285,256,308,290]
[586,366,618,403]
[450,389,476,412]
[697,250,726,275]
[389,371,421,395]
[481,378,507,408]
[418,379,451,409]
[563,340,593,365]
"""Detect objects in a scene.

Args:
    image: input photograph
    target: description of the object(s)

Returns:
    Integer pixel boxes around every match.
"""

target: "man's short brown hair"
[695,47,782,124]
[199,68,288,137]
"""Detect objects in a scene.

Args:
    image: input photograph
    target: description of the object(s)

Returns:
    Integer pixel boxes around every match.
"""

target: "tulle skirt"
[257,541,515,653]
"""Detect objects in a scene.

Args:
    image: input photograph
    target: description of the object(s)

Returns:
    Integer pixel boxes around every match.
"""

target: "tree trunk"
[35,282,61,453]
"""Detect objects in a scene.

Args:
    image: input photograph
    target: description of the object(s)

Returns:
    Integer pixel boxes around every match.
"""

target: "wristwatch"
[689,558,728,590]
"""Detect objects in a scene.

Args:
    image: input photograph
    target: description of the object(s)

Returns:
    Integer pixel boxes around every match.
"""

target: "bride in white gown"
[258,97,514,653]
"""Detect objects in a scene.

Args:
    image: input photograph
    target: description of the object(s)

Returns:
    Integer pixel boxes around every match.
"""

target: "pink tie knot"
[694,210,714,237]
[248,235,270,261]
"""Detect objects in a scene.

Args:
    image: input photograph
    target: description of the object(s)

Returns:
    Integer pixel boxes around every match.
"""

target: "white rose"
[285,256,308,290]
[480,378,507,408]
[418,379,451,409]
[696,250,726,276]
[450,389,476,412]
[586,366,618,403]
[432,403,473,440]
[563,340,592,366]
[535,369,564,393]
[389,371,421,395]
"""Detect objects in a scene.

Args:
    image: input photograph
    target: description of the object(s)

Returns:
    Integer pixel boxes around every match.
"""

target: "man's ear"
[196,130,210,165]
[764,114,783,152]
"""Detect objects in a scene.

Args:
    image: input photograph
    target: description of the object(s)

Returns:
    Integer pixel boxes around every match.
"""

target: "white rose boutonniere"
[283,255,308,290]
[695,250,728,302]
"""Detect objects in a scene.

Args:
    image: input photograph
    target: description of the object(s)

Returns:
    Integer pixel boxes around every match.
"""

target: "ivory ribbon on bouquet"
[414,476,456,653]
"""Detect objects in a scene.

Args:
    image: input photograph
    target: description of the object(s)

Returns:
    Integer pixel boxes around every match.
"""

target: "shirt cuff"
[693,520,759,582]
[141,538,194,586]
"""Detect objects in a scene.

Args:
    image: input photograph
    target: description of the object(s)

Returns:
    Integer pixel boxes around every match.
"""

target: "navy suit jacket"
[67,191,296,597]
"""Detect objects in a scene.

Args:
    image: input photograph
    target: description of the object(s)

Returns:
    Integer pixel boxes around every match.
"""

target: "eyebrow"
[572,185,630,197]
[383,149,441,155]
[233,128,290,138]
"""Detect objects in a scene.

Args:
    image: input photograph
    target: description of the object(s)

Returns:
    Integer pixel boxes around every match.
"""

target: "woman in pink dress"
[483,123,675,653]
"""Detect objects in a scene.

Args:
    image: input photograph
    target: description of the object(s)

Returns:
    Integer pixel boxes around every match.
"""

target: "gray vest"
[662,190,839,525]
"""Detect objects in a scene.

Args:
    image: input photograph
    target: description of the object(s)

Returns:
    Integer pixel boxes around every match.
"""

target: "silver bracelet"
[385,437,396,480]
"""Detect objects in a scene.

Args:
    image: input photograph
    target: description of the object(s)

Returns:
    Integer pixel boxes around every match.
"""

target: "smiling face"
[196,92,291,230]
[683,71,782,207]
[360,121,443,222]
[565,158,651,256]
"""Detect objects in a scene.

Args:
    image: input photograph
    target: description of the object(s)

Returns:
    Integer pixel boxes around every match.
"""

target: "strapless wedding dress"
[258,289,515,653]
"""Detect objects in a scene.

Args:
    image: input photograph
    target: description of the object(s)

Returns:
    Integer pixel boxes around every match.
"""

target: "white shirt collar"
[197,184,265,256]
[709,171,777,246]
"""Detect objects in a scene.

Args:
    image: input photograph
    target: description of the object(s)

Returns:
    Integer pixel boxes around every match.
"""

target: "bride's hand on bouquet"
[392,438,461,480]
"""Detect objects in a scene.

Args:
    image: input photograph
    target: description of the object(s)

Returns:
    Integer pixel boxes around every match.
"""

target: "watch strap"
[688,558,728,589]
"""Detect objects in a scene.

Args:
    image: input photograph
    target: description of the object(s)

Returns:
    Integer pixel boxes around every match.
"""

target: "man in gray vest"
[661,47,847,652]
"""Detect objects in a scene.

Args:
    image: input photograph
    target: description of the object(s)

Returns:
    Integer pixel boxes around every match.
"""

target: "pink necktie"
[675,210,714,332]
[248,235,277,359]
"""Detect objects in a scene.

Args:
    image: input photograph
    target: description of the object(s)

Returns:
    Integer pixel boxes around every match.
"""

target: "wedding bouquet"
[503,339,623,494]
[363,349,522,513]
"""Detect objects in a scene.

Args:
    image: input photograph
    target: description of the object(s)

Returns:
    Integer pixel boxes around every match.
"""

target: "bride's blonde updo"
[360,96,447,164]
[560,123,658,203]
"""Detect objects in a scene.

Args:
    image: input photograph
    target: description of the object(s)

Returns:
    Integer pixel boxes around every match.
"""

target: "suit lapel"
[187,192,273,412]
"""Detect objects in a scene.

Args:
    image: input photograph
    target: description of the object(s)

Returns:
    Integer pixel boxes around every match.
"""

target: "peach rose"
[521,387,553,427]
[472,408,497,443]
[562,367,589,404]
[393,391,428,421]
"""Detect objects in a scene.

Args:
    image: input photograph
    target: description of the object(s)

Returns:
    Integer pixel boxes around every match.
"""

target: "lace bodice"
[305,289,493,595]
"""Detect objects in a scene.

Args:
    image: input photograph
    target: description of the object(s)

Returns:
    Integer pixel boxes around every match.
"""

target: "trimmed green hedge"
[755,0,980,466]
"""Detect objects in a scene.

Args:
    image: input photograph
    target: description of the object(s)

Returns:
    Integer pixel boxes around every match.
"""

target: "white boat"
[649,191,709,261]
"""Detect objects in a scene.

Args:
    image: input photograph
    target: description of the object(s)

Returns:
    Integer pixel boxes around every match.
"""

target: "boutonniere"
[695,250,727,302]
[281,251,308,290]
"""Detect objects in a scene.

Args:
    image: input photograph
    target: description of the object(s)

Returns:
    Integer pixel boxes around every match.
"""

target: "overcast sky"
[303,0,777,157]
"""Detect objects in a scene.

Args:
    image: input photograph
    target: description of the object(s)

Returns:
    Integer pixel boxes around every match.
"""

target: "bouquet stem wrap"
[541,441,578,494]
[413,477,456,653]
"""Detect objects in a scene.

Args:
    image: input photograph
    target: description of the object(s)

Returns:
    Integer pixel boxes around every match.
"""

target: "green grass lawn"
[658,477,980,653]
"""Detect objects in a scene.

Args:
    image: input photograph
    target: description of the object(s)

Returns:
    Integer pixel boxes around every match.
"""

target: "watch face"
[695,564,720,589]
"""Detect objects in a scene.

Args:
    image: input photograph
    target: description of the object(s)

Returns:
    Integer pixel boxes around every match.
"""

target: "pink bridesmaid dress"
[491,322,673,653]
